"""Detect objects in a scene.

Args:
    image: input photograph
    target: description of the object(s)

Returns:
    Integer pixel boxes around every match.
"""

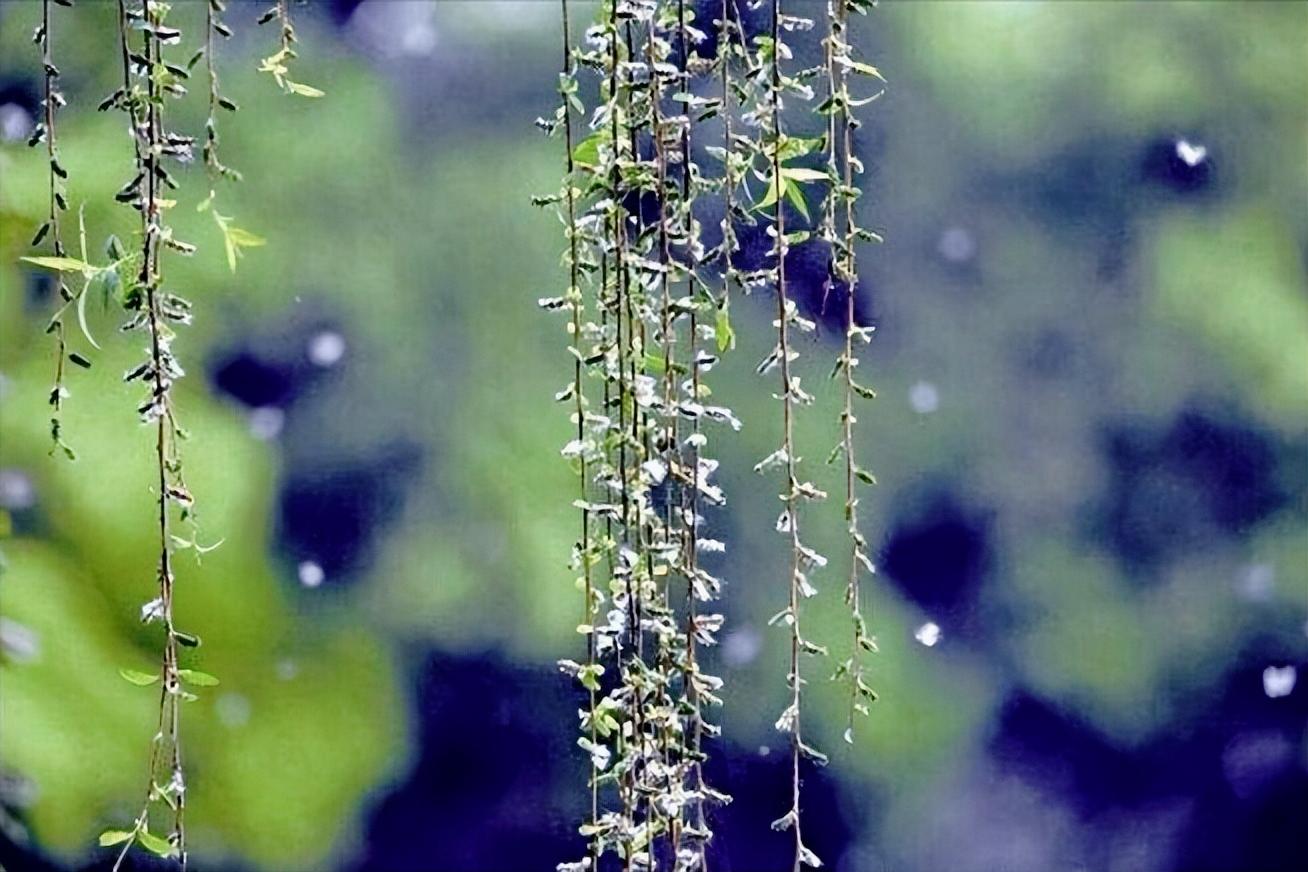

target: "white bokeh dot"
[909,381,940,415]
[1175,138,1208,167]
[937,226,976,264]
[1262,665,1296,699]
[914,621,942,648]
[723,626,762,667]
[0,103,33,143]
[298,560,325,589]
[216,692,251,729]
[0,469,36,511]
[248,406,285,441]
[1235,563,1274,602]
[307,331,346,368]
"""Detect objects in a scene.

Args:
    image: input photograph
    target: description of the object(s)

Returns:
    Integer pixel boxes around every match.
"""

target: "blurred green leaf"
[287,81,325,98]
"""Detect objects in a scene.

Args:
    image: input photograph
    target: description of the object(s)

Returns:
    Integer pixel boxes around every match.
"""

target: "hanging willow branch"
[14,1,320,866]
[28,0,77,460]
[671,1,725,868]
[258,0,324,97]
[200,0,266,273]
[92,2,210,867]
[555,0,602,866]
[748,2,830,870]
[201,0,241,185]
[543,2,739,869]
[648,2,686,857]
[821,0,884,746]
[611,6,656,865]
[542,0,896,865]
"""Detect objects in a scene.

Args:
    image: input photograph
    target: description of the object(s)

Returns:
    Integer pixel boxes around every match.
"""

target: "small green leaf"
[214,213,266,272]
[848,60,885,81]
[780,167,828,183]
[286,81,325,98]
[119,668,159,686]
[177,669,219,686]
[571,131,606,169]
[578,663,604,692]
[98,830,134,847]
[76,286,101,350]
[776,135,824,162]
[784,180,811,221]
[94,266,119,311]
[716,306,735,353]
[136,830,175,858]
[755,173,782,213]
[224,227,265,247]
[20,256,91,274]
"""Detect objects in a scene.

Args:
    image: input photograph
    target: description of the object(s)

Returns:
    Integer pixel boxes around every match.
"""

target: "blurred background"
[0,1,1305,870]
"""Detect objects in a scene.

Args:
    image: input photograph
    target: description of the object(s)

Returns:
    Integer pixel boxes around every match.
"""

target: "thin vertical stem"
[675,1,709,868]
[607,9,639,869]
[143,0,186,862]
[559,1,601,863]
[112,3,189,866]
[648,10,682,860]
[836,0,863,742]
[770,5,805,870]
[36,0,73,458]
[825,0,879,748]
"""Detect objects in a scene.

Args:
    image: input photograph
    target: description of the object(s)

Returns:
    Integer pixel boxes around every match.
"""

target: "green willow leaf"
[19,255,92,274]
[177,668,219,686]
[286,81,325,98]
[119,668,159,686]
[716,307,736,353]
[571,131,606,168]
[98,830,134,847]
[76,285,101,350]
[784,179,811,221]
[136,830,176,858]
[780,166,828,183]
